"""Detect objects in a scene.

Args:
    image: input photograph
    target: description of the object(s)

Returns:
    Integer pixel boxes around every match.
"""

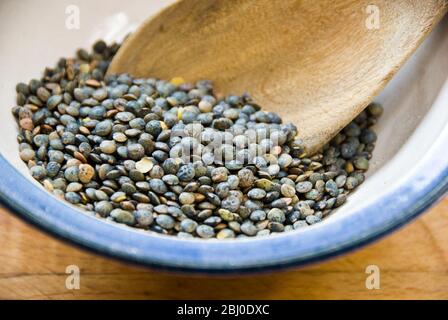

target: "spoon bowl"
[109,0,448,153]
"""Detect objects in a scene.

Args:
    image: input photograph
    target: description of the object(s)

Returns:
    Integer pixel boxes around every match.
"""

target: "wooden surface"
[109,0,448,153]
[0,197,446,300]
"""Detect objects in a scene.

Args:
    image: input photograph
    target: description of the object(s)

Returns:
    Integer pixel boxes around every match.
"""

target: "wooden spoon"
[108,0,447,154]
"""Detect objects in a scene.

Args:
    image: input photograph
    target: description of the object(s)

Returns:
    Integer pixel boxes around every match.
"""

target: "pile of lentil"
[12,40,383,239]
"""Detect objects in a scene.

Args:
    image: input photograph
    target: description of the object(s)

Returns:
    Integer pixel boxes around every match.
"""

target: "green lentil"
[13,40,382,239]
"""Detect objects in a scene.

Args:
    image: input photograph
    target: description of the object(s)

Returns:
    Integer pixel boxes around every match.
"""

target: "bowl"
[0,0,447,273]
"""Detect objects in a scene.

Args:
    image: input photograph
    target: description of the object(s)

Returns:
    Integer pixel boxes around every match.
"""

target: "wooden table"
[0,197,447,300]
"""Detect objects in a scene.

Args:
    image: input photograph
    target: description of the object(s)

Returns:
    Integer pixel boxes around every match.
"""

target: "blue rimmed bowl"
[0,0,447,273]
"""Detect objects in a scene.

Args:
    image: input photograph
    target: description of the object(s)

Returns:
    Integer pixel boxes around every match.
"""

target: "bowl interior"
[0,0,447,240]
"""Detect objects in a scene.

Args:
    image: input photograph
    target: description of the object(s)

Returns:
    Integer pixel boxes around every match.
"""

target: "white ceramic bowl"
[0,0,447,272]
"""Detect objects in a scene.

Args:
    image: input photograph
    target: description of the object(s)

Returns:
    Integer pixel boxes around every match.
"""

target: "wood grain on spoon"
[108,0,448,154]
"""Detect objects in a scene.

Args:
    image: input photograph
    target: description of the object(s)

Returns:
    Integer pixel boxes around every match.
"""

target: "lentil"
[13,40,382,239]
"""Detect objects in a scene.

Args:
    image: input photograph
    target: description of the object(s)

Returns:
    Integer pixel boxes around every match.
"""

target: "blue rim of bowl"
[0,130,447,273]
